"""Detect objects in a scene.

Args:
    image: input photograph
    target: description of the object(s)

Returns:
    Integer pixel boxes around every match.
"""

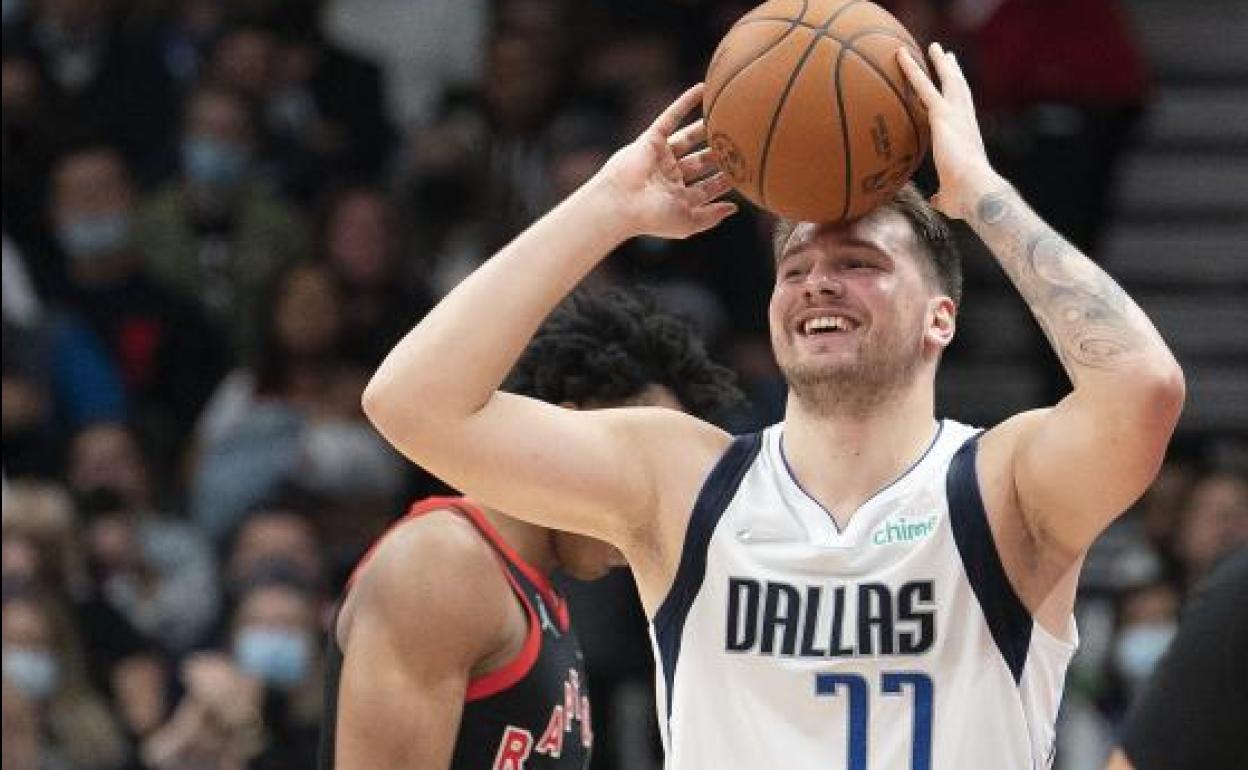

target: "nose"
[803,270,844,299]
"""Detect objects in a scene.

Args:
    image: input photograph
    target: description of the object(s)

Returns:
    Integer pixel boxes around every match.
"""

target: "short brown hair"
[772,183,962,304]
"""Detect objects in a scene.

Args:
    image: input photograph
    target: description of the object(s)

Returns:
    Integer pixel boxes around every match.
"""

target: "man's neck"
[781,383,938,530]
[481,507,558,577]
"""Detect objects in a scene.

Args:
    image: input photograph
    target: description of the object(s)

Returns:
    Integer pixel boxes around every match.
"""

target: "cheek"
[768,285,792,327]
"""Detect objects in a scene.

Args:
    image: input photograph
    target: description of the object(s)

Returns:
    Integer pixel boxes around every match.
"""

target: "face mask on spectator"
[1115,622,1176,684]
[57,212,130,260]
[182,136,249,190]
[234,626,310,690]
[3,646,60,700]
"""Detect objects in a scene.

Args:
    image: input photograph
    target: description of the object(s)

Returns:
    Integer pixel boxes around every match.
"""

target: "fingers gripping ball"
[704,0,931,223]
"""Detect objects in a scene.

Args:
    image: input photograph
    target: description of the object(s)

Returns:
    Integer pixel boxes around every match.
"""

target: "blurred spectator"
[1132,460,1197,571]
[129,0,226,88]
[224,506,327,601]
[2,587,130,770]
[142,573,323,770]
[231,573,325,753]
[4,234,127,477]
[1110,580,1181,705]
[67,422,221,652]
[50,144,230,454]
[2,481,168,738]
[203,20,277,105]
[2,679,45,770]
[133,82,308,359]
[6,0,180,181]
[189,261,405,541]
[140,651,266,770]
[1174,469,1248,585]
[323,0,489,129]
[3,45,65,272]
[318,185,429,367]
[201,7,396,203]
[405,25,568,293]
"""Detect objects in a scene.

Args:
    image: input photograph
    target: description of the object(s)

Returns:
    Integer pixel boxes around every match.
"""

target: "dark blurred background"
[2,1,1245,769]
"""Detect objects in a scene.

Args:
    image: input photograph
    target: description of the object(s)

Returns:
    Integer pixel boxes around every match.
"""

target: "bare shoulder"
[974,408,1056,539]
[340,509,513,663]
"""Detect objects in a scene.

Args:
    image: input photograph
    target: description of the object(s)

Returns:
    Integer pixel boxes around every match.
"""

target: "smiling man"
[359,43,1184,770]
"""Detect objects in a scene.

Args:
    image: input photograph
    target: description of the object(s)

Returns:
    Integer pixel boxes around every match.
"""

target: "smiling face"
[769,207,956,416]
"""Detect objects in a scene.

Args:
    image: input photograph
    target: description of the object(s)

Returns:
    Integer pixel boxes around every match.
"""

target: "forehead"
[238,585,311,624]
[55,152,125,192]
[779,207,916,263]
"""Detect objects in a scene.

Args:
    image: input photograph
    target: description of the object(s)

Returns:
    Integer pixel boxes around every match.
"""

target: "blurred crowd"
[1,1,1244,769]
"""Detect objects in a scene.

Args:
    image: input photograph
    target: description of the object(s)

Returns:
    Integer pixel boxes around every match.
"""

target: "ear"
[926,296,956,351]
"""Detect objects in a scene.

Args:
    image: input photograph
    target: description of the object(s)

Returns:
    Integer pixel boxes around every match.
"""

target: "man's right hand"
[596,83,738,240]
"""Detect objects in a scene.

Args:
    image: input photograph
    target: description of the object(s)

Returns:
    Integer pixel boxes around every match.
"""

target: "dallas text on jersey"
[724,578,936,657]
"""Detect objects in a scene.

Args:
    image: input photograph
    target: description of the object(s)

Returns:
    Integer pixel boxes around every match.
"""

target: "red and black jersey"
[319,497,593,770]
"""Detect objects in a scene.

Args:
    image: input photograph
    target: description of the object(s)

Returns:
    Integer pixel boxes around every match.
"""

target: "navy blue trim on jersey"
[653,432,763,719]
[946,434,1032,683]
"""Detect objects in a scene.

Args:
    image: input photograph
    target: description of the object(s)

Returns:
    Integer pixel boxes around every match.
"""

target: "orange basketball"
[704,0,930,223]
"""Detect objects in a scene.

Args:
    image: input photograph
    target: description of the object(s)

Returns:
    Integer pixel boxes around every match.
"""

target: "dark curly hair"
[503,288,744,422]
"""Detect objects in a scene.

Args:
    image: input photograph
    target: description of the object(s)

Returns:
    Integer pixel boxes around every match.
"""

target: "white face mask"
[3,645,61,700]
[1115,622,1177,684]
[233,626,311,690]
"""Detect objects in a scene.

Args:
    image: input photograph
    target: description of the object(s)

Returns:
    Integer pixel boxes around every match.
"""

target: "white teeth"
[803,316,850,334]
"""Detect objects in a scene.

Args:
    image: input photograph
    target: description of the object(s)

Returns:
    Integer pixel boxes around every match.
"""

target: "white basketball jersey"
[649,419,1076,770]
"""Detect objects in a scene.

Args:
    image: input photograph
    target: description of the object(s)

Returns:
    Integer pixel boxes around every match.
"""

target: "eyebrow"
[776,235,892,269]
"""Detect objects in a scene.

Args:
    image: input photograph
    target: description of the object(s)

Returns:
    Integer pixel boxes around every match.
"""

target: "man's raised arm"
[361,85,736,546]
[900,45,1185,556]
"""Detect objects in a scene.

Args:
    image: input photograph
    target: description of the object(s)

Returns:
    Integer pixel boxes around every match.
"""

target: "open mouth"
[799,315,860,337]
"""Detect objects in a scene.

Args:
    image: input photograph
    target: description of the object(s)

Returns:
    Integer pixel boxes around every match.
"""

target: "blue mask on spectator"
[1115,622,1176,684]
[182,137,249,190]
[57,212,130,260]
[3,646,60,700]
[234,627,310,690]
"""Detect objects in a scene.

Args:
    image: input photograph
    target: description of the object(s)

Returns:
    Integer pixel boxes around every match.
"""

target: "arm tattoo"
[974,191,1144,374]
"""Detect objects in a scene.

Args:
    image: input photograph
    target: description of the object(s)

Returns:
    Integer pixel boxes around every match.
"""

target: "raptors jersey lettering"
[650,421,1076,770]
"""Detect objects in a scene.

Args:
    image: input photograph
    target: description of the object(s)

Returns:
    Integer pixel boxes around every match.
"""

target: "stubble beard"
[780,329,924,419]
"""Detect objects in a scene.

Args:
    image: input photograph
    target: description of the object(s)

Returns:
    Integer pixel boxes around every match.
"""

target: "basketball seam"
[820,28,926,160]
[832,40,856,221]
[731,17,826,32]
[757,0,866,208]
[705,1,808,124]
[842,30,926,167]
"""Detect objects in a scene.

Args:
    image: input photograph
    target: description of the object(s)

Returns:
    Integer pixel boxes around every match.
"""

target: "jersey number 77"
[815,671,933,770]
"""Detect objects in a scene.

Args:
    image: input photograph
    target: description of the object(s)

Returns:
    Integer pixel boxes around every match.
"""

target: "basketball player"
[360,44,1185,769]
[320,289,741,769]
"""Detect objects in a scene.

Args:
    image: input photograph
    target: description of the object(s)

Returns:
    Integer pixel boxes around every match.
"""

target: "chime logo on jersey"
[492,668,592,770]
[724,578,936,657]
[870,513,940,546]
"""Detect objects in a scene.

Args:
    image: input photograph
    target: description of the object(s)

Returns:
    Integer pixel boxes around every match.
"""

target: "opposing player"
[320,289,741,769]
[360,44,1185,768]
